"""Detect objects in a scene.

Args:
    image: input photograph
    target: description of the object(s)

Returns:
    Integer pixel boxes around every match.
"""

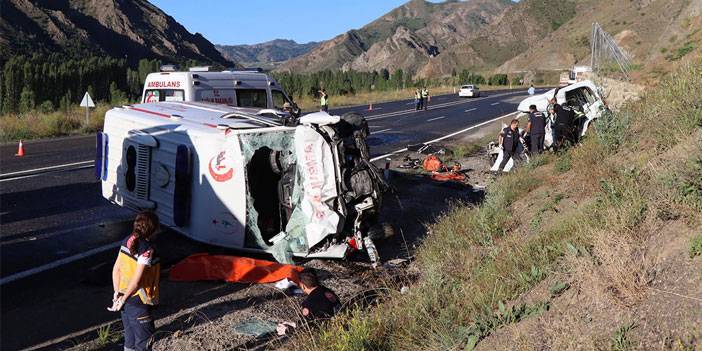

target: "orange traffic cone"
[368,103,373,111]
[15,140,25,157]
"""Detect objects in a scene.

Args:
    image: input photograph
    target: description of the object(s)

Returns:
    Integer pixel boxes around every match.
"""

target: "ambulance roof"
[146,71,278,84]
[111,101,288,134]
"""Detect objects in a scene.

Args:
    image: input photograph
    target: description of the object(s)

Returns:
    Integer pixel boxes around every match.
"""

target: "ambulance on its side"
[141,66,295,112]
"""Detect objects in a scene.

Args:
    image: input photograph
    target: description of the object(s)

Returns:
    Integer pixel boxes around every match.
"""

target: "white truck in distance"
[141,66,296,112]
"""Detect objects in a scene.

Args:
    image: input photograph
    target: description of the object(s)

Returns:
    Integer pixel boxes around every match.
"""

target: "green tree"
[110,81,126,104]
[19,86,36,113]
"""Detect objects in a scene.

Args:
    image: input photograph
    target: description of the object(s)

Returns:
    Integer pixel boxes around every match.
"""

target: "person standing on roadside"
[525,104,546,154]
[421,87,429,111]
[109,211,161,351]
[319,89,329,112]
[528,84,535,95]
[415,88,422,111]
[496,119,521,172]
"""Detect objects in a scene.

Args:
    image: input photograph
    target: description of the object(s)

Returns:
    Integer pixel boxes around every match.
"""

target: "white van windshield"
[271,90,291,110]
[144,89,184,103]
[237,89,267,108]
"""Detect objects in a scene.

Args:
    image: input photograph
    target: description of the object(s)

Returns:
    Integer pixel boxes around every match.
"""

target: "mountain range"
[0,0,231,65]
[216,39,320,70]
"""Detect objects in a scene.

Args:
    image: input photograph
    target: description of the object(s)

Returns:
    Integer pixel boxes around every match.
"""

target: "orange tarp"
[169,253,304,284]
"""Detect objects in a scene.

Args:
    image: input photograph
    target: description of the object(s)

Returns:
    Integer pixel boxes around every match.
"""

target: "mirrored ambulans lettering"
[198,89,235,104]
[208,150,234,182]
[303,144,326,220]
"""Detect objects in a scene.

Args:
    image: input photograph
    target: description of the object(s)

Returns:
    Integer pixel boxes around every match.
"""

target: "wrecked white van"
[488,80,608,171]
[96,102,386,265]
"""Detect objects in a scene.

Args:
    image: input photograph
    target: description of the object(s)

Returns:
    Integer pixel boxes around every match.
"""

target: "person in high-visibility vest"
[109,211,161,351]
[415,88,422,111]
[319,89,329,112]
[421,87,429,111]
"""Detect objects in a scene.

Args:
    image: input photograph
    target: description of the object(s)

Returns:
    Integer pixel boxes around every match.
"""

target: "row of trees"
[0,54,165,114]
[272,69,511,99]
[1,53,515,113]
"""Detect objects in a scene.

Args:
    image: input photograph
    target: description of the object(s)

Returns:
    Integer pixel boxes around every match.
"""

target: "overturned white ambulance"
[96,102,386,264]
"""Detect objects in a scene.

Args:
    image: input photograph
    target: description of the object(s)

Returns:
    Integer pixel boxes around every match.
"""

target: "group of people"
[110,211,341,351]
[495,94,581,172]
[414,87,430,111]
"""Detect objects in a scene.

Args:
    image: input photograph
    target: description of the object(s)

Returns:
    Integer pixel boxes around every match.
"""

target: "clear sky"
[149,0,414,45]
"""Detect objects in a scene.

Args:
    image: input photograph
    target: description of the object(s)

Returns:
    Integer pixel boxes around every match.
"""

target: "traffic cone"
[15,140,25,157]
[368,103,373,111]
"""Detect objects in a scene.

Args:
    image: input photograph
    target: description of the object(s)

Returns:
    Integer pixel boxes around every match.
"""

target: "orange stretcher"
[169,253,304,284]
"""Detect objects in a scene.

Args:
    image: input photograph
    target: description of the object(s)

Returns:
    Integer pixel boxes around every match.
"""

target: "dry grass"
[286,60,702,350]
[0,103,111,142]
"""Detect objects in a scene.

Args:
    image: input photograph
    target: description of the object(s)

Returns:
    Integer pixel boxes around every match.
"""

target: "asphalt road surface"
[0,87,545,350]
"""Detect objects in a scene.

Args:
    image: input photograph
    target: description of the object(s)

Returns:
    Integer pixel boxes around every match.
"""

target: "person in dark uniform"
[109,211,161,351]
[496,119,521,172]
[299,268,341,319]
[525,104,546,154]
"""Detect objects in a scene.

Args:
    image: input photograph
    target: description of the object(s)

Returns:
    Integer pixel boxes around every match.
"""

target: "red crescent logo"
[208,151,234,182]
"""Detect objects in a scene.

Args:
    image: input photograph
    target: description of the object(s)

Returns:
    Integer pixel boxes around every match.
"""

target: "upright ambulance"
[141,66,295,111]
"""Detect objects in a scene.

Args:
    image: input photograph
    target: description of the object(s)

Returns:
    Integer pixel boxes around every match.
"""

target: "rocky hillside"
[0,0,232,65]
[216,39,319,69]
[497,0,702,80]
[277,0,514,76]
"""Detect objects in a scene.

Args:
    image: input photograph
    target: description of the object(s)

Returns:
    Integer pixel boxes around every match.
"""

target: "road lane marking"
[371,128,392,134]
[0,240,121,286]
[370,111,519,162]
[406,102,416,105]
[365,90,522,121]
[0,164,94,182]
[0,160,93,179]
[427,116,446,122]
[491,102,500,106]
[465,108,477,112]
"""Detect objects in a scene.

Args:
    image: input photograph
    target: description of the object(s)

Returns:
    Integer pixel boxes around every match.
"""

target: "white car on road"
[458,85,480,98]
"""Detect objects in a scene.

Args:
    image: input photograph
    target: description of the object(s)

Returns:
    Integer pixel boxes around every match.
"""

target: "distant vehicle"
[142,66,297,112]
[559,65,593,87]
[458,85,480,98]
[96,102,388,265]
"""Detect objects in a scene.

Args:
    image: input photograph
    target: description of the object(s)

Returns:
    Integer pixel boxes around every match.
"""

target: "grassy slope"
[289,59,702,350]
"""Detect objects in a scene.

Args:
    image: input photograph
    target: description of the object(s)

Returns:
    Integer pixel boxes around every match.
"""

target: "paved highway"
[0,87,544,349]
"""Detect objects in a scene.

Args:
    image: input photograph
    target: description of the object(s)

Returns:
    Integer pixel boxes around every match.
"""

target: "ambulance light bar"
[189,66,210,72]
[160,64,178,72]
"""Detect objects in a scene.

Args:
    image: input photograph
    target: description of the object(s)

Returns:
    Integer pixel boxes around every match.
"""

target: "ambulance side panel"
[101,109,248,249]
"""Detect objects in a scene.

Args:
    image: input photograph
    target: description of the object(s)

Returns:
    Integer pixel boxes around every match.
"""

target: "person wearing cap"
[525,104,546,154]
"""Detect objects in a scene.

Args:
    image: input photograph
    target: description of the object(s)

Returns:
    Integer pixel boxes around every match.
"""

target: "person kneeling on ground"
[109,211,161,351]
[277,268,341,335]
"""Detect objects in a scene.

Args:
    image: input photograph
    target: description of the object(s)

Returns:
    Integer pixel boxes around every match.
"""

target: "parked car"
[458,85,480,98]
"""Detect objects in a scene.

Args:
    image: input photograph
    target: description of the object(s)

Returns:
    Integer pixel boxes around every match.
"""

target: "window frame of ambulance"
[235,89,268,109]
[143,89,185,103]
[271,90,292,110]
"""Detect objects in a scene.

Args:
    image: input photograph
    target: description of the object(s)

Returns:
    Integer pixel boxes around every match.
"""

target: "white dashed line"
[491,102,500,106]
[465,108,477,112]
[370,128,391,135]
[427,116,446,122]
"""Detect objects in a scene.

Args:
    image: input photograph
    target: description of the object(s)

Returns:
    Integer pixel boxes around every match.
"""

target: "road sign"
[80,92,95,108]
[80,92,95,125]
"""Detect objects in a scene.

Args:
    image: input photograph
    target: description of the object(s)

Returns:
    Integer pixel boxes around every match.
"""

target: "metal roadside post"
[80,92,95,125]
